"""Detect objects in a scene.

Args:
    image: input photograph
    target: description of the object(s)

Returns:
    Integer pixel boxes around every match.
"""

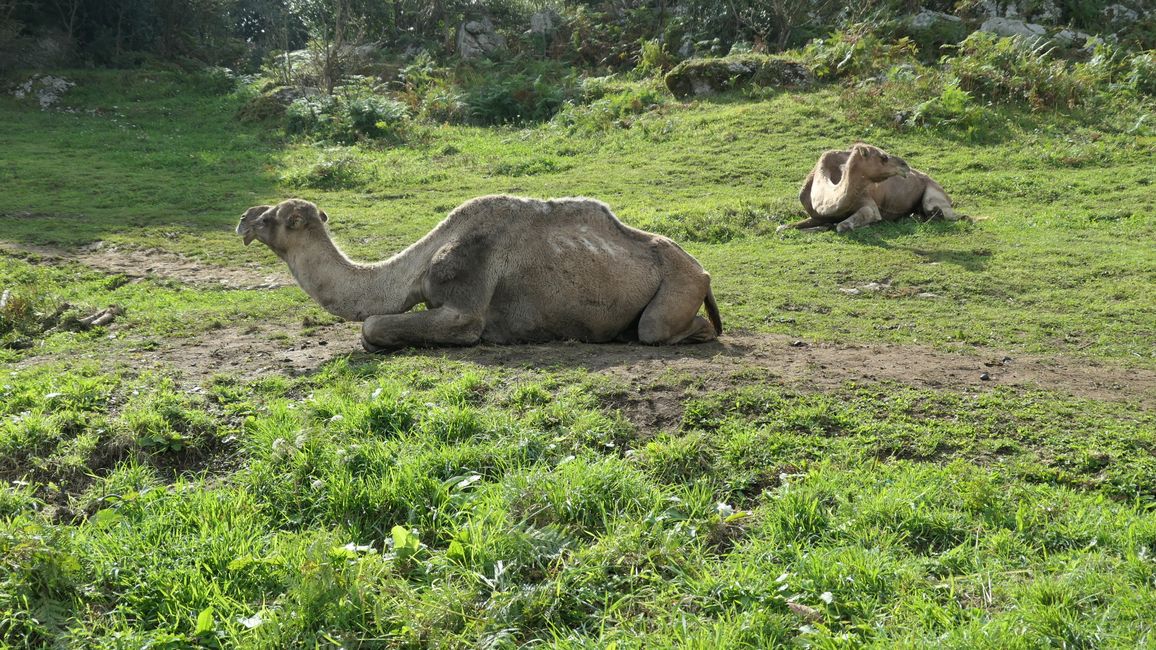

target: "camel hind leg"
[922,182,957,221]
[637,274,718,345]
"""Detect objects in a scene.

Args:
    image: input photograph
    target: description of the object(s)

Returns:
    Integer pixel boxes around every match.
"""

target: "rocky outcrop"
[664,55,813,98]
[457,18,506,60]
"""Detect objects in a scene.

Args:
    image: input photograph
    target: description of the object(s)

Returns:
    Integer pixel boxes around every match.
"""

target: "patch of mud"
[66,325,1155,435]
[1,241,291,289]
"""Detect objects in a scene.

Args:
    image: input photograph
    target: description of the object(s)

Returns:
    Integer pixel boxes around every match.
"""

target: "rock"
[235,86,319,123]
[979,17,1048,39]
[980,372,991,381]
[457,17,506,61]
[1052,28,1091,47]
[11,74,74,110]
[1102,3,1139,26]
[664,54,813,98]
[901,10,968,53]
[909,9,963,31]
[1034,0,1062,23]
[529,10,559,37]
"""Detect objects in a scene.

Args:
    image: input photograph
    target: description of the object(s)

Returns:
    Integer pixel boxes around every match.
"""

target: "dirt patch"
[56,325,1153,434]
[1,241,291,289]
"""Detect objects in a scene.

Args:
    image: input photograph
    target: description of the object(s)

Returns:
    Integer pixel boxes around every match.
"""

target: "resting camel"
[237,196,722,352]
[780,143,957,233]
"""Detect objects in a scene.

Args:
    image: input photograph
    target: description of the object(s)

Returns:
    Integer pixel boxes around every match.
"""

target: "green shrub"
[637,38,676,76]
[462,63,577,125]
[282,150,368,190]
[554,80,668,133]
[344,95,409,141]
[947,32,1084,108]
[907,77,990,135]
[286,93,409,143]
[802,23,919,80]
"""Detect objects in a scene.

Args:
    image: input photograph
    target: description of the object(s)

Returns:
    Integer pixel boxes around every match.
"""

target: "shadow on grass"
[843,219,994,272]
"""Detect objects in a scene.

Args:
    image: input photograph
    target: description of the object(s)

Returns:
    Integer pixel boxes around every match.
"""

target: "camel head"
[850,143,910,182]
[237,199,329,256]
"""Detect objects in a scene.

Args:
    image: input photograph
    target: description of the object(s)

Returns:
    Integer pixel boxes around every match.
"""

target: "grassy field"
[1,68,1155,647]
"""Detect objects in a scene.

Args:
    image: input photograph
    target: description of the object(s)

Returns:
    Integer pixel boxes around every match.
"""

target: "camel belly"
[484,235,659,343]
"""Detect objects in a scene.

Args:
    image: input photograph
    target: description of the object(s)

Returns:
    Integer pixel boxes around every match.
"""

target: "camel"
[237,196,722,352]
[780,143,957,233]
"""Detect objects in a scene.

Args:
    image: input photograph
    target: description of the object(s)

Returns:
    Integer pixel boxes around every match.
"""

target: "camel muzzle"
[236,220,257,246]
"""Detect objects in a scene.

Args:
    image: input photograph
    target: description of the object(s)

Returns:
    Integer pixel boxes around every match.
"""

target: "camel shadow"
[840,220,994,272]
[342,337,757,375]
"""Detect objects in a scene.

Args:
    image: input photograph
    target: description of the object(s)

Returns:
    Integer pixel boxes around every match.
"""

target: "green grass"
[3,70,1151,361]
[2,68,1155,647]
[2,358,1155,647]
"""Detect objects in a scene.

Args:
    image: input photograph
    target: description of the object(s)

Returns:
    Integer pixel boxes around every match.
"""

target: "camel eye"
[881,155,889,162]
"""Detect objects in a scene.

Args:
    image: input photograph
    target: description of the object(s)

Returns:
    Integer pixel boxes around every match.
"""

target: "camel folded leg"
[361,307,484,352]
[835,204,882,233]
[637,277,717,345]
[922,183,957,221]
[777,217,835,233]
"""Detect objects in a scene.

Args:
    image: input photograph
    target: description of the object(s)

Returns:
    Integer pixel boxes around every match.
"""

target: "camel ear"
[242,205,273,220]
[319,210,329,223]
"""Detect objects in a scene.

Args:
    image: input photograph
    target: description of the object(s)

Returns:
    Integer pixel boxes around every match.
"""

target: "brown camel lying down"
[237,197,722,351]
[781,143,958,233]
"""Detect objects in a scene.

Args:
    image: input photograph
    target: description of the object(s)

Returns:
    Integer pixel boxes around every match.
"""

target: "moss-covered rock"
[664,54,813,98]
[235,86,315,123]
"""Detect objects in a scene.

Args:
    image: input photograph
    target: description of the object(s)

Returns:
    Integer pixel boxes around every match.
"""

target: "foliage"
[286,91,408,142]
[801,22,920,80]
[459,60,578,125]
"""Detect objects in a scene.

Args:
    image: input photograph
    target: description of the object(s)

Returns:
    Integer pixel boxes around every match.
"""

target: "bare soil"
[110,323,1156,435]
[1,241,292,289]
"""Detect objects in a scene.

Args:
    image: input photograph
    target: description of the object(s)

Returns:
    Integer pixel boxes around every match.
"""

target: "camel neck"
[283,232,426,321]
[842,153,873,196]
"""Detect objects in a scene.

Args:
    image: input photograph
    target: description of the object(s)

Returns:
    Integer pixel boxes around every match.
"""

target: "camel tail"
[704,286,723,336]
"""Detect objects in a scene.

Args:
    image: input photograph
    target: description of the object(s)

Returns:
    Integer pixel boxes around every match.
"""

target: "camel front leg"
[835,204,882,233]
[361,307,485,352]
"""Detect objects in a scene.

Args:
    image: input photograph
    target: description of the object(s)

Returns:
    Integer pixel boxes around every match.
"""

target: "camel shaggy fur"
[237,196,722,351]
[781,143,957,233]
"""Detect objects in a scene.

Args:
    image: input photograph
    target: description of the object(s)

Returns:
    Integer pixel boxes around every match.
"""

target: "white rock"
[979,17,1048,39]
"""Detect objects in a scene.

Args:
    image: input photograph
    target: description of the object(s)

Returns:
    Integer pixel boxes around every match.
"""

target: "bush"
[947,32,1084,108]
[286,93,409,143]
[554,79,668,133]
[801,23,919,80]
[906,78,990,136]
[282,150,368,190]
[344,95,409,140]
[460,62,578,125]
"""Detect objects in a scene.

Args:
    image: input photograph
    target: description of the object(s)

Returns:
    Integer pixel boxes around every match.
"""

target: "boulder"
[979,16,1047,39]
[529,10,559,37]
[457,17,506,61]
[901,10,968,53]
[236,86,319,123]
[664,55,813,98]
